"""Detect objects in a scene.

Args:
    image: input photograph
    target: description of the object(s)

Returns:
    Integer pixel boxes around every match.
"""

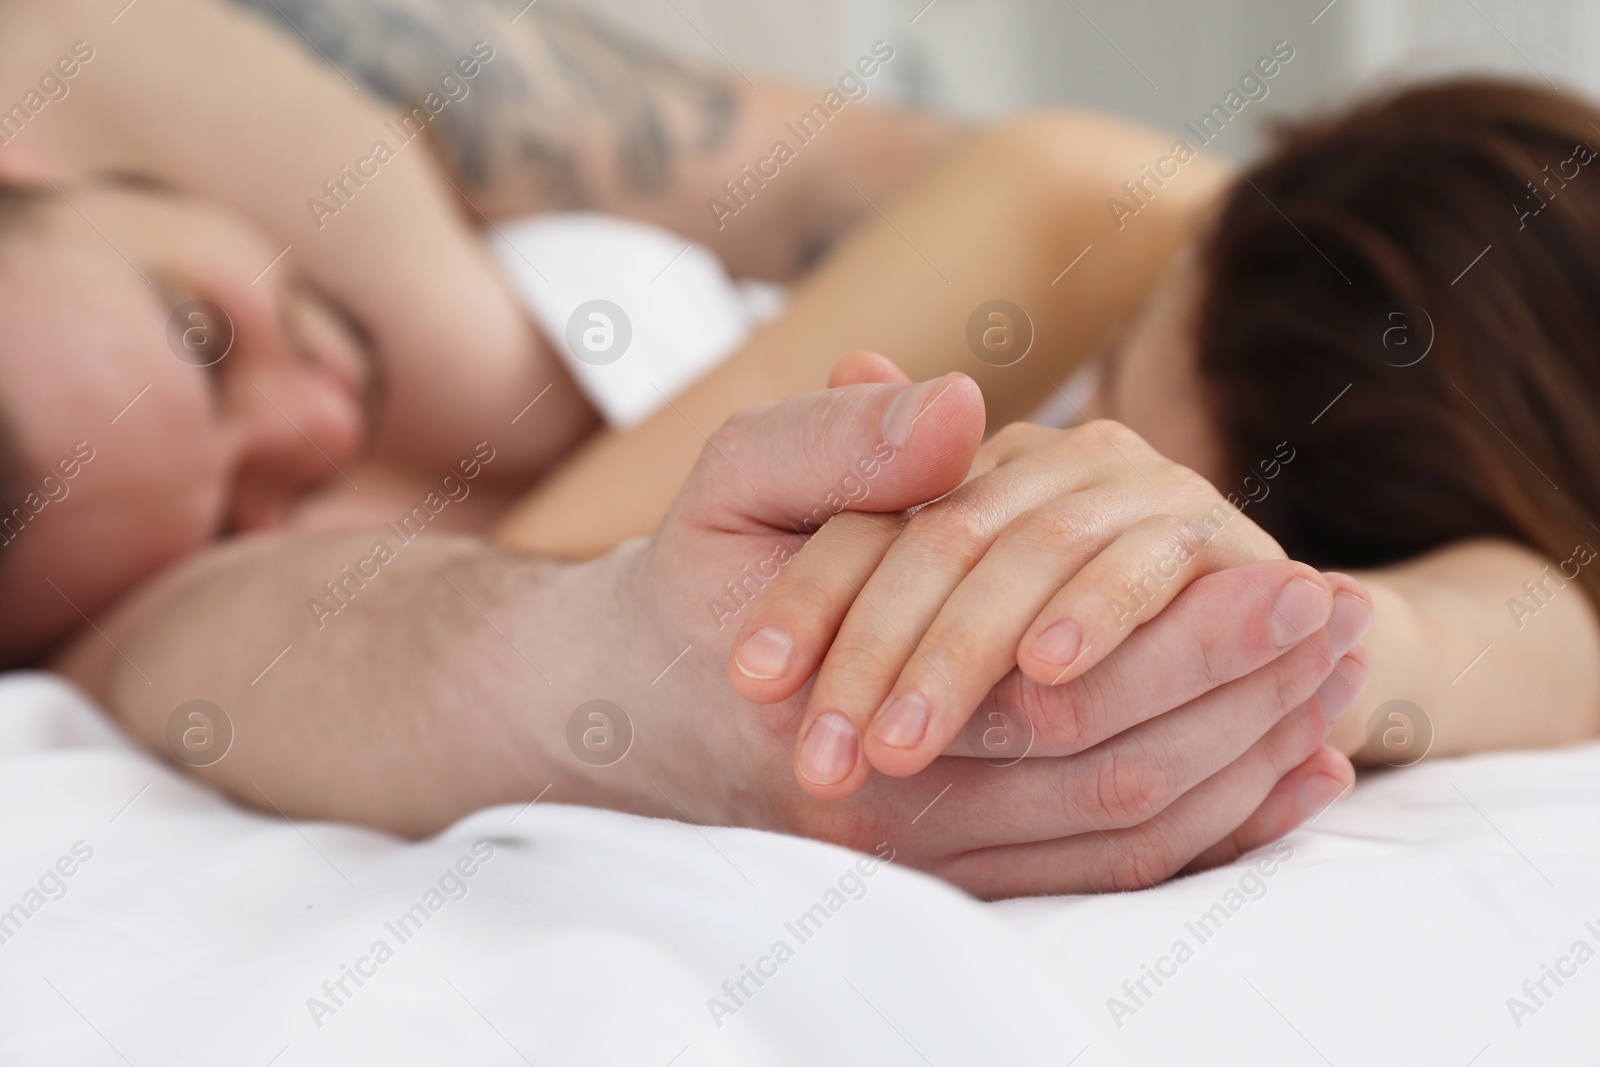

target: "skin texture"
[745,265,1600,773]
[3,0,1594,894]
[54,372,1357,898]
[724,354,1369,802]
[493,110,1229,557]
[1086,258,1600,762]
[0,0,955,661]
[0,188,374,661]
[219,0,958,278]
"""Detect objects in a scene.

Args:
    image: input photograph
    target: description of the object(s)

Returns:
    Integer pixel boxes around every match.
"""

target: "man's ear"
[0,142,61,186]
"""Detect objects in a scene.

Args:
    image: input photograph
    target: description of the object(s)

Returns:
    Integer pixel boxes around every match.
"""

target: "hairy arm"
[1333,539,1600,762]
[225,0,961,278]
[51,530,691,836]
[50,375,1349,897]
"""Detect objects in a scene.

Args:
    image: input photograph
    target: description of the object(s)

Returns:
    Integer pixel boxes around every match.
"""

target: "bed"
[2,672,1596,1065]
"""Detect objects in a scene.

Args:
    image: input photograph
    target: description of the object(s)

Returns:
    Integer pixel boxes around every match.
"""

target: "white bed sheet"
[0,672,1596,1066]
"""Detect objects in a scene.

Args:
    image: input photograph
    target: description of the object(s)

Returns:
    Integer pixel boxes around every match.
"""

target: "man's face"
[0,183,375,662]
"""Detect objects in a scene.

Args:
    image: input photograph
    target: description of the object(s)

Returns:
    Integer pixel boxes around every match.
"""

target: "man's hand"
[631,369,1364,895]
[723,368,1374,802]
[65,366,1359,898]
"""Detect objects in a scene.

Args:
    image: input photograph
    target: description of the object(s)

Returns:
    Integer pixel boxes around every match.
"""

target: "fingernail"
[799,712,859,785]
[873,692,929,748]
[881,377,946,450]
[1316,653,1367,723]
[735,626,793,680]
[1296,773,1348,819]
[1269,579,1332,649]
[1328,593,1373,658]
[1031,619,1083,665]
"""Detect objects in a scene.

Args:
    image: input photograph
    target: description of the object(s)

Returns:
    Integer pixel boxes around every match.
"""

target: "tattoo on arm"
[224,0,738,208]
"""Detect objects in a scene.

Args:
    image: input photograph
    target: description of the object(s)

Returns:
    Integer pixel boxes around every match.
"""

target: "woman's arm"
[1333,539,1600,761]
[494,110,1234,558]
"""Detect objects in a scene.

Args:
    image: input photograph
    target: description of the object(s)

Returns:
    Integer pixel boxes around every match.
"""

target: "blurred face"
[1086,251,1226,486]
[0,182,374,660]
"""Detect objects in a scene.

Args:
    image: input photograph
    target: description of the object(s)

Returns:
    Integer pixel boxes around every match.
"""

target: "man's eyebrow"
[96,169,183,197]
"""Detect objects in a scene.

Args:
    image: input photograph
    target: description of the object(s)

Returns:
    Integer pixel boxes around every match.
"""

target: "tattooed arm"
[0,0,598,484]
[226,0,961,279]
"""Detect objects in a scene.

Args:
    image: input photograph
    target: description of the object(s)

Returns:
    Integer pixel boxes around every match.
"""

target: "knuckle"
[1019,502,1096,555]
[1189,626,1231,692]
[1272,644,1328,725]
[1083,418,1149,453]
[928,623,982,677]
[786,798,882,852]
[1088,745,1172,828]
[1271,655,1303,722]
[1155,459,1208,494]
[768,574,835,625]
[1016,676,1089,753]
[823,626,905,686]
[1157,514,1215,569]
[989,421,1041,453]
[1106,826,1184,892]
[909,497,991,567]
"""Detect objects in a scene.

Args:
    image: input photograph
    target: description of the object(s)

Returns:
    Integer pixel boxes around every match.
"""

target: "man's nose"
[224,364,362,531]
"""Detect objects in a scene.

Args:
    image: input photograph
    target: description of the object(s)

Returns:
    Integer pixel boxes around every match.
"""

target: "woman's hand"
[725,359,1373,803]
[634,367,1366,895]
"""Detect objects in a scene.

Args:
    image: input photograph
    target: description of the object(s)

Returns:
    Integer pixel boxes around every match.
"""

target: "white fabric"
[3,673,1599,1064]
[491,213,784,429]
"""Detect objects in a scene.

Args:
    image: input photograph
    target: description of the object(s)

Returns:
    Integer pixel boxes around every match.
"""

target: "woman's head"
[0,180,375,663]
[1112,76,1600,605]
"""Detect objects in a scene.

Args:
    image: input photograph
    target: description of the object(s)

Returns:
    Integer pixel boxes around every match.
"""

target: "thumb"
[679,373,985,534]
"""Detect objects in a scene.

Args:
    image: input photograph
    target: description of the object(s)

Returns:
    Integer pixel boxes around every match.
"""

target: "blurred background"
[576,0,1597,161]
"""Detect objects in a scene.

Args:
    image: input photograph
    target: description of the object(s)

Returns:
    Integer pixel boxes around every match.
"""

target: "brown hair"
[1197,77,1600,604]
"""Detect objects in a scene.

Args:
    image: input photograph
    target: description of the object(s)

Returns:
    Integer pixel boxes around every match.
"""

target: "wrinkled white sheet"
[1,672,1596,1065]
[492,213,785,429]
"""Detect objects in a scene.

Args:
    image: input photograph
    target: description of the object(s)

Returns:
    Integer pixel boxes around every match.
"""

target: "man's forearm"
[53,531,689,836]
[224,0,961,278]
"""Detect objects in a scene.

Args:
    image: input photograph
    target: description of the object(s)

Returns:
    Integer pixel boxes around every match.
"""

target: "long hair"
[1197,78,1600,605]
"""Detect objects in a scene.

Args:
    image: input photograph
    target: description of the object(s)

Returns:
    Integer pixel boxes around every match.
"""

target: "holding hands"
[644,356,1370,896]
